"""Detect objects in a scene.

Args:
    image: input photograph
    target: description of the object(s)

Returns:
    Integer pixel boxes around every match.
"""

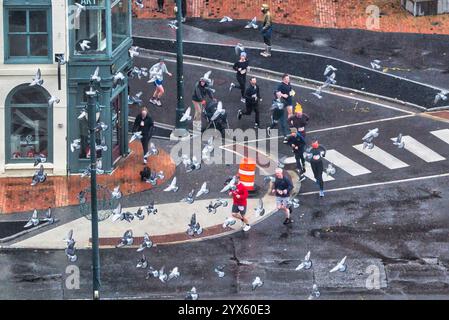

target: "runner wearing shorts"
[272,168,294,224]
[228,175,251,232]
[148,58,172,107]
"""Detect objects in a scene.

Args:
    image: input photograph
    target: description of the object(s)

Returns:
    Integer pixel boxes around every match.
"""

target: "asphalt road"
[1,54,449,300]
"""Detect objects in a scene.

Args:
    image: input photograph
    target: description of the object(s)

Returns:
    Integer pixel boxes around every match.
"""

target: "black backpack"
[140,167,151,181]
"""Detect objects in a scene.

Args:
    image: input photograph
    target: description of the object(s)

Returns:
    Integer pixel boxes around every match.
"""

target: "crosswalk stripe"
[392,135,446,163]
[353,144,409,169]
[282,157,334,181]
[430,129,449,145]
[325,149,372,176]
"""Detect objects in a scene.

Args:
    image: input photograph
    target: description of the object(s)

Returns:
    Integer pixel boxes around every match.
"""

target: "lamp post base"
[170,128,190,141]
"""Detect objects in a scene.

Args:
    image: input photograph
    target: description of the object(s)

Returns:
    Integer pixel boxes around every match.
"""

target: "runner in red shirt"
[228,175,251,232]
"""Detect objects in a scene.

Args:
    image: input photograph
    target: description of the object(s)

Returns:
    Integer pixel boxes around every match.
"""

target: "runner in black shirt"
[276,74,296,119]
[229,52,250,103]
[288,102,309,137]
[305,139,327,197]
[238,77,261,128]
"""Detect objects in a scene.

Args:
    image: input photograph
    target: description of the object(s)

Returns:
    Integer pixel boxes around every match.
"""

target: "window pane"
[11,86,49,104]
[9,35,28,57]
[9,10,26,32]
[30,34,48,56]
[29,11,47,32]
[74,9,106,54]
[111,0,130,51]
[10,107,48,160]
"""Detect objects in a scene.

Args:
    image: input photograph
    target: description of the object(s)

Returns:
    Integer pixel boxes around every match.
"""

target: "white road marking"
[300,172,449,196]
[393,135,446,163]
[283,157,334,181]
[325,150,372,176]
[430,129,449,145]
[353,144,409,169]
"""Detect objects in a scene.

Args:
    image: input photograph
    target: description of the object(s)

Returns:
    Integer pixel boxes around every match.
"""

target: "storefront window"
[73,0,107,55]
[111,0,130,52]
[6,85,52,162]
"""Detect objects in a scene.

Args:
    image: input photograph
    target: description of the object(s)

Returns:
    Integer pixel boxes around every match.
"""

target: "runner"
[192,76,215,132]
[287,129,307,180]
[276,73,295,119]
[271,168,294,225]
[238,77,261,129]
[148,58,172,107]
[288,102,309,137]
[306,139,327,197]
[229,52,250,103]
[229,175,251,232]
[260,4,273,57]
[267,91,289,142]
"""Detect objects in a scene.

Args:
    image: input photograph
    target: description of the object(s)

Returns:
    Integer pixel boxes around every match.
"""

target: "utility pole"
[171,0,189,139]
[86,82,101,300]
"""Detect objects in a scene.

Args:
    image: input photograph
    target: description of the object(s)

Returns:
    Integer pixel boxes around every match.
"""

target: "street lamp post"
[171,0,189,138]
[86,83,101,300]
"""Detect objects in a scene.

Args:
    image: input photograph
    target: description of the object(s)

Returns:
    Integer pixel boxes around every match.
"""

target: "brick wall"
[134,0,449,35]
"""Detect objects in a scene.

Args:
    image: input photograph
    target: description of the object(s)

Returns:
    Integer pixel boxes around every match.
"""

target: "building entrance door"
[111,93,123,164]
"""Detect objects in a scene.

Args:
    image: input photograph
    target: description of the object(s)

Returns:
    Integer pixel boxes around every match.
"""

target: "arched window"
[5,84,52,163]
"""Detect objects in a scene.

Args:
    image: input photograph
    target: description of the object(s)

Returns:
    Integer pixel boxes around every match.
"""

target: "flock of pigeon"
[362,128,405,150]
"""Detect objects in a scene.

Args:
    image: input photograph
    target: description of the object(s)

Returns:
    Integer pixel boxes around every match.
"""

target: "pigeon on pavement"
[295,251,312,271]
[145,200,158,215]
[186,213,203,236]
[392,133,405,149]
[207,199,228,214]
[185,287,198,300]
[116,230,134,248]
[168,267,180,281]
[252,277,263,290]
[137,232,153,252]
[41,207,55,224]
[181,189,195,204]
[254,198,265,216]
[136,254,148,269]
[245,17,258,29]
[163,177,179,192]
[24,209,40,228]
[214,265,225,278]
[219,16,233,23]
[112,185,122,199]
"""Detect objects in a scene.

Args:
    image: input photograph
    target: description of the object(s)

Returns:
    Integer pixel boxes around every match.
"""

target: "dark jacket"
[192,82,214,102]
[133,113,154,137]
[277,82,293,106]
[308,146,327,164]
[287,132,306,152]
[288,114,309,134]
[233,60,249,76]
[273,176,293,198]
[244,84,260,104]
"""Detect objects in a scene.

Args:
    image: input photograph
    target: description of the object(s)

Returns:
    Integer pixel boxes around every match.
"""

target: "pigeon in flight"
[129,91,143,106]
[181,189,195,204]
[211,101,225,121]
[137,232,153,252]
[295,251,312,271]
[370,59,382,70]
[48,96,60,108]
[95,121,108,132]
[202,137,214,161]
[112,185,122,199]
[41,207,55,224]
[234,43,245,57]
[90,66,101,82]
[195,182,209,198]
[214,265,225,278]
[146,266,159,279]
[30,68,43,86]
[185,287,198,300]
[392,133,405,149]
[77,108,88,120]
[254,198,265,216]
[77,190,86,204]
[206,199,228,214]
[180,107,192,122]
[329,256,347,273]
[129,131,143,143]
[134,0,144,9]
[158,266,168,283]
[134,207,145,220]
[362,128,379,149]
[168,21,178,29]
[64,229,77,262]
[24,209,40,228]
[31,165,47,186]
[168,267,180,281]
[252,277,263,290]
[324,65,337,76]
[186,213,203,236]
[144,142,159,158]
[325,163,336,176]
[245,17,258,29]
[33,154,46,167]
[308,283,321,300]
[145,171,164,186]
[222,217,237,229]
[112,72,125,87]
[287,198,300,210]
[111,203,135,223]
[116,230,134,248]
[220,16,233,23]
[80,168,91,178]
[129,46,139,58]
[145,200,158,215]
[263,175,275,185]
[79,40,91,51]
[434,90,448,105]
[201,71,214,86]
[136,254,148,269]
[220,176,237,193]
[163,177,179,192]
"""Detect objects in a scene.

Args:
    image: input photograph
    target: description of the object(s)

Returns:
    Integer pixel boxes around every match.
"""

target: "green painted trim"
[3,5,53,64]
[4,84,53,164]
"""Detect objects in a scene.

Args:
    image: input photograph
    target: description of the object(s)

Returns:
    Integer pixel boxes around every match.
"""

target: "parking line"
[325,150,372,176]
[394,135,446,163]
[353,144,409,169]
[430,129,449,145]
